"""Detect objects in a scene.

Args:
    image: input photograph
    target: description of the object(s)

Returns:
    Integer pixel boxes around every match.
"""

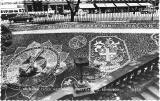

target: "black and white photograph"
[1,0,159,100]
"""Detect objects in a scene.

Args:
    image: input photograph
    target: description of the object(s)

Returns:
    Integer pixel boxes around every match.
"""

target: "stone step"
[155,81,159,87]
[152,82,159,89]
[156,74,160,79]
[131,97,143,100]
[134,93,145,100]
[147,86,160,99]
[140,92,157,100]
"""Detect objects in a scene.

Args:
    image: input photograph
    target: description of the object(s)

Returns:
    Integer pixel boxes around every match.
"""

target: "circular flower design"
[2,41,69,99]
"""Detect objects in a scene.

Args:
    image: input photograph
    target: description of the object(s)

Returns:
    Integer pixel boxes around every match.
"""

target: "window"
[14,10,18,12]
[22,9,24,12]
[19,9,22,12]
[27,5,33,11]
[3,10,6,13]
[9,10,13,13]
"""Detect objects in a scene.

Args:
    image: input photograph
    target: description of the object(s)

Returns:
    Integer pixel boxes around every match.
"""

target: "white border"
[13,29,159,35]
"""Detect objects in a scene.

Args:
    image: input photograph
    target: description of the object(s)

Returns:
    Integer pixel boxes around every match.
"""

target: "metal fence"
[33,11,159,23]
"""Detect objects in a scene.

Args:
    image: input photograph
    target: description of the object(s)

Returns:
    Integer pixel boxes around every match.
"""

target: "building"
[23,0,90,13]
[1,0,158,16]
[1,0,25,19]
[93,0,159,13]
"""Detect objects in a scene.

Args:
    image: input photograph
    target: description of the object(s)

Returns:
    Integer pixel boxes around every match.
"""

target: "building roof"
[96,3,106,7]
[96,3,115,8]
[139,3,153,6]
[114,3,128,7]
[1,4,24,9]
[105,3,115,7]
[79,3,95,8]
[127,3,141,6]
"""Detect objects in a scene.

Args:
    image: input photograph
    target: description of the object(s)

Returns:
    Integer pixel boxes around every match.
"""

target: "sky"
[1,0,89,4]
[1,0,88,2]
[1,0,24,3]
[1,0,24,2]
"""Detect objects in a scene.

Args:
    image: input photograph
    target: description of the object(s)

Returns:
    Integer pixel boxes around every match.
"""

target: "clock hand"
[25,48,44,73]
[19,48,45,84]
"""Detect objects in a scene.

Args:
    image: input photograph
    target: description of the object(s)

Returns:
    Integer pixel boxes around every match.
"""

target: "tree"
[66,0,81,22]
[1,24,12,52]
[32,0,42,11]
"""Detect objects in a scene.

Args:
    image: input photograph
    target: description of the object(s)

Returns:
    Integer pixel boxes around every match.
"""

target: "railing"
[32,11,159,23]
[98,52,159,93]
[58,51,159,100]
[66,52,159,100]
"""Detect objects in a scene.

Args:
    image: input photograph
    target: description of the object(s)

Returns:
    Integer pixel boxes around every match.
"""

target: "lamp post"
[151,0,155,21]
[24,0,28,15]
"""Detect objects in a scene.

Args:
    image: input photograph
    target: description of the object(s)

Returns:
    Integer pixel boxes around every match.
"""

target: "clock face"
[3,46,60,87]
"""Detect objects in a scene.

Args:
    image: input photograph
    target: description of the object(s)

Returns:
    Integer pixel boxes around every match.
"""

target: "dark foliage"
[1,24,12,51]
